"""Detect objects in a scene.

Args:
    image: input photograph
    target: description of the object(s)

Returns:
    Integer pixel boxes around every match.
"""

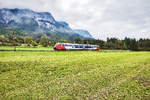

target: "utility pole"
[86,40,89,45]
[13,32,16,51]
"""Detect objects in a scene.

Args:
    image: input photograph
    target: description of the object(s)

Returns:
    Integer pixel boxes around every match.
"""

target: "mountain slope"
[73,29,94,39]
[0,8,94,40]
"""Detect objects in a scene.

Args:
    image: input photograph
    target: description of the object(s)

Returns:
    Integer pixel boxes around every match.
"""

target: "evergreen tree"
[74,38,82,44]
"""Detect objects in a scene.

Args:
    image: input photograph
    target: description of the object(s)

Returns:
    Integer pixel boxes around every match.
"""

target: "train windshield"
[56,44,61,46]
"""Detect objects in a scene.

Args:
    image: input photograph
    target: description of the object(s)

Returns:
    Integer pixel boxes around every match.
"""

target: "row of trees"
[74,37,150,51]
[0,35,150,51]
[24,36,50,47]
[0,35,53,47]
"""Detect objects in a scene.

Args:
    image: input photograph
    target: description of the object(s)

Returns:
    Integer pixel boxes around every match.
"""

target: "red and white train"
[54,43,100,51]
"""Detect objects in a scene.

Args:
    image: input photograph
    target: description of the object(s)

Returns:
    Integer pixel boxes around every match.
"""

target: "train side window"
[88,45,92,48]
[64,44,68,46]
[65,44,72,46]
[75,45,78,48]
[80,45,83,48]
[85,45,88,48]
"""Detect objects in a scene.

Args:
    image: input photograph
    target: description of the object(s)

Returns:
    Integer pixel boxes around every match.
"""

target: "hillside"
[0,8,94,41]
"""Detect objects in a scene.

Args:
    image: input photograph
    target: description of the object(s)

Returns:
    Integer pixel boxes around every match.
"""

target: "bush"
[31,41,38,47]
[40,36,48,47]
[20,44,28,48]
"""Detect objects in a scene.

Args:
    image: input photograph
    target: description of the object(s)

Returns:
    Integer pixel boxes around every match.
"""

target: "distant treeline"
[0,35,150,51]
[74,37,150,51]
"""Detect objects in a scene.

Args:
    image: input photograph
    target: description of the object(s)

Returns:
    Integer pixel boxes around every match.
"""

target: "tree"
[0,35,9,45]
[49,41,56,46]
[40,36,48,47]
[24,36,32,46]
[130,39,138,50]
[0,35,7,42]
[31,40,38,47]
[124,37,131,49]
[59,40,70,43]
[123,42,127,50]
[115,40,123,49]
[74,38,82,44]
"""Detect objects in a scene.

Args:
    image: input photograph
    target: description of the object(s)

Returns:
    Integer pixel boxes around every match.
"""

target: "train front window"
[56,44,61,46]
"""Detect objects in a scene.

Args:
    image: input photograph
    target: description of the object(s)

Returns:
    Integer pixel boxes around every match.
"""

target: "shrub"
[31,41,38,47]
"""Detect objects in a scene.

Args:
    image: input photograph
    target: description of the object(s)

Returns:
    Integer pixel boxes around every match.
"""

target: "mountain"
[73,29,94,39]
[0,8,94,41]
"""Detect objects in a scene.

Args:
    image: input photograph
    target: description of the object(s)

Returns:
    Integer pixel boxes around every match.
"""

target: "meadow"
[0,46,53,51]
[0,51,150,100]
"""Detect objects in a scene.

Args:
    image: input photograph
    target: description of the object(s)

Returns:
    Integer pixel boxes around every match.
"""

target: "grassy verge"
[0,46,53,51]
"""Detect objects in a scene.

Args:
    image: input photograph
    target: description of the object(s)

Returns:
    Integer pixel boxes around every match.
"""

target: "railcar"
[54,43,100,51]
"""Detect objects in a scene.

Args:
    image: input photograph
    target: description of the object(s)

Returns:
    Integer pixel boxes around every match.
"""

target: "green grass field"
[0,51,150,100]
[0,46,53,51]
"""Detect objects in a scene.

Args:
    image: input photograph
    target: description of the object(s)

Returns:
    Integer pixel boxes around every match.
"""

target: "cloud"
[0,0,150,40]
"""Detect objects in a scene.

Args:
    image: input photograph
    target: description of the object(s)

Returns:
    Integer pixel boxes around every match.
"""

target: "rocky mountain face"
[0,8,94,41]
[73,29,94,39]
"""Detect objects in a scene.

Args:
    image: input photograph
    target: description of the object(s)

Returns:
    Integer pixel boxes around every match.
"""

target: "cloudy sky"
[0,0,150,40]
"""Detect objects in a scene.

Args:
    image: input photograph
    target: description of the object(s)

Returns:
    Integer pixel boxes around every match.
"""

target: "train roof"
[55,43,98,46]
